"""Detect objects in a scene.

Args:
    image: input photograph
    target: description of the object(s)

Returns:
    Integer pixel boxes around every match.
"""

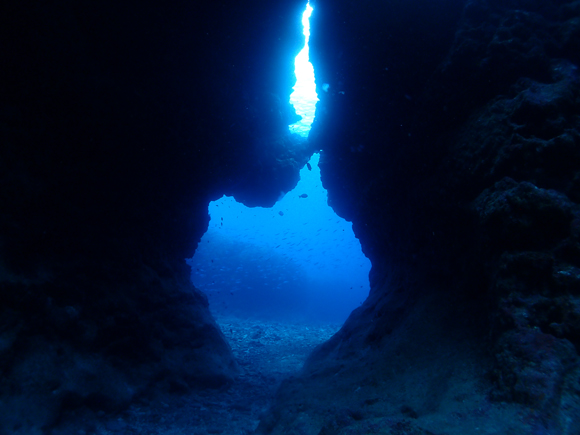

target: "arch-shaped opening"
[183,6,370,425]
[189,3,370,323]
[188,153,371,324]
[188,1,369,326]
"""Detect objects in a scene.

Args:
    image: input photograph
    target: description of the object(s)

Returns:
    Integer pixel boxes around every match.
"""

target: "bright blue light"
[189,154,371,323]
[289,3,318,136]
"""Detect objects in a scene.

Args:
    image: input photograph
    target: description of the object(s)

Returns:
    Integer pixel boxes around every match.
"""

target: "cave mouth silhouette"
[188,153,371,324]
[188,2,369,324]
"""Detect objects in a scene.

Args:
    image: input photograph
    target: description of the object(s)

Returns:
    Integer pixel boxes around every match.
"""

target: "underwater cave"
[2,0,580,433]
[190,4,370,326]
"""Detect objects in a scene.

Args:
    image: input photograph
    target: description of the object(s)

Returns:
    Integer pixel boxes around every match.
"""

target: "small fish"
[279,211,284,216]
[306,162,312,171]
[299,194,308,198]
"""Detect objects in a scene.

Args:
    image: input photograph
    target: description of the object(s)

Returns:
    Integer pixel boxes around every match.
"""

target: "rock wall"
[0,0,311,432]
[259,0,580,433]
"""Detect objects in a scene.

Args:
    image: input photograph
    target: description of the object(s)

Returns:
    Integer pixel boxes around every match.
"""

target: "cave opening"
[181,3,369,430]
[188,153,371,324]
[187,2,369,326]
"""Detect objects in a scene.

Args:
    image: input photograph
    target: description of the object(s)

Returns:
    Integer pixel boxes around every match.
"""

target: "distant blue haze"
[189,154,371,323]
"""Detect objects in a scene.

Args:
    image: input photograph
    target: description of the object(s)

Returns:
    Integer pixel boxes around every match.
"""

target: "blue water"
[189,154,371,323]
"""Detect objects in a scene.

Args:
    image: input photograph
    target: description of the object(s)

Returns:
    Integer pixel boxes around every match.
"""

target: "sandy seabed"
[89,315,340,435]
